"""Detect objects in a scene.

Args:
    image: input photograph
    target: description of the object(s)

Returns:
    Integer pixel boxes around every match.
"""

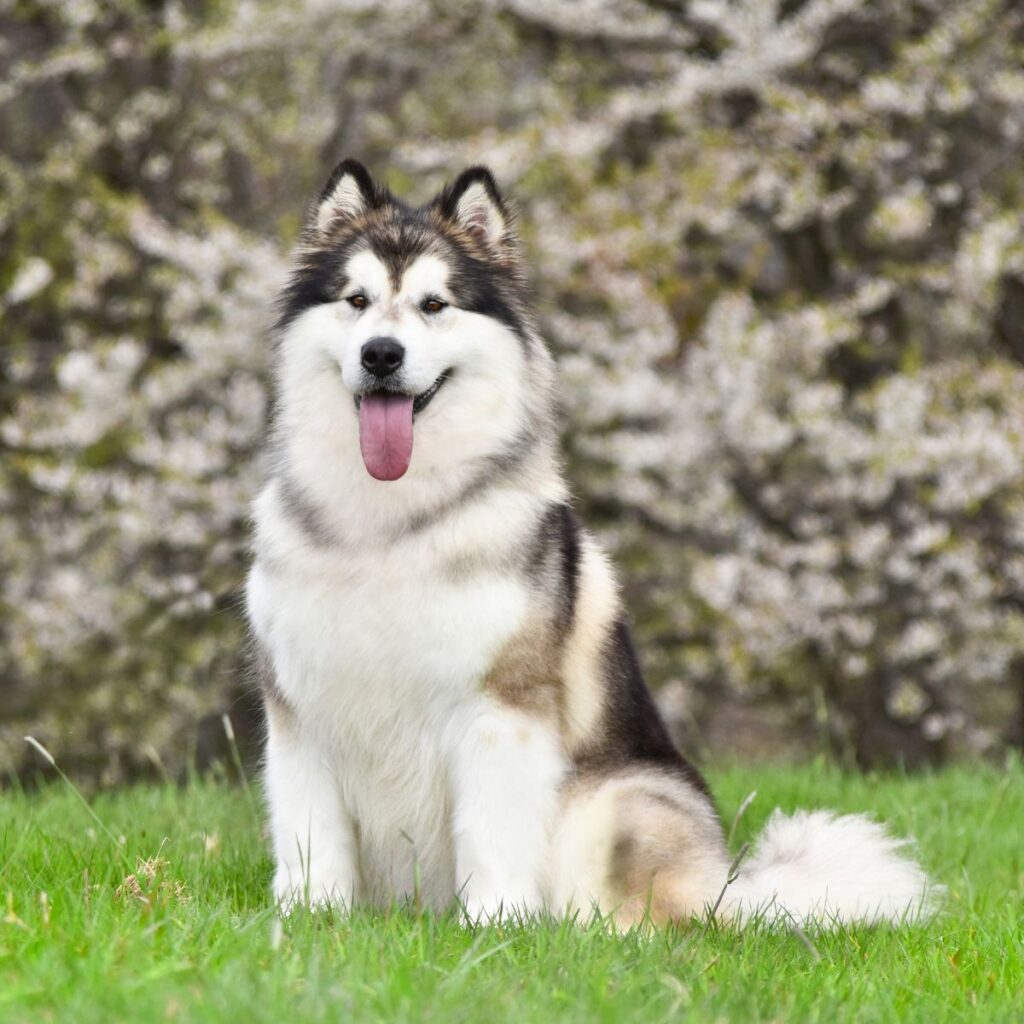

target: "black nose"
[361,337,405,378]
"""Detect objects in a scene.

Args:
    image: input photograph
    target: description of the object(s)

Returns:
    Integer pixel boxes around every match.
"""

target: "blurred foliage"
[2,0,1024,781]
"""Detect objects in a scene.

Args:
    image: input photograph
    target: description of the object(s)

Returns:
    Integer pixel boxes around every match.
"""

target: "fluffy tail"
[718,810,942,926]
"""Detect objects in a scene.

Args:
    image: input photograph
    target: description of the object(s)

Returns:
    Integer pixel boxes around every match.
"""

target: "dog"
[245,159,938,927]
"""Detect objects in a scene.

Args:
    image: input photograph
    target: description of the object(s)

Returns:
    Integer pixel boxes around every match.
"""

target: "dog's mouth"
[353,370,451,417]
[353,370,452,482]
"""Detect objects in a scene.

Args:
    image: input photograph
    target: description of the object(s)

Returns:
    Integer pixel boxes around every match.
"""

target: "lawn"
[1,756,1021,1023]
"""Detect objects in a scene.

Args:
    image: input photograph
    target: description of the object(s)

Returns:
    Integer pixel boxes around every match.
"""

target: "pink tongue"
[358,393,415,481]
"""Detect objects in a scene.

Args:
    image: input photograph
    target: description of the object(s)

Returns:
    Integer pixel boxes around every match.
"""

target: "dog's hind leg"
[547,769,729,929]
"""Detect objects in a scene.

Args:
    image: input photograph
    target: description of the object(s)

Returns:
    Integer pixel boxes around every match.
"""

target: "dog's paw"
[460,888,541,925]
[273,868,352,914]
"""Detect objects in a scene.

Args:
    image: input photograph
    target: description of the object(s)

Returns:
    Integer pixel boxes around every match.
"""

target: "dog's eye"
[346,293,368,310]
[422,298,447,315]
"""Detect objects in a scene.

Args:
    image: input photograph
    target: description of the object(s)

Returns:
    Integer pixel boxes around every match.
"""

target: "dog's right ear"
[314,159,377,234]
[434,166,514,253]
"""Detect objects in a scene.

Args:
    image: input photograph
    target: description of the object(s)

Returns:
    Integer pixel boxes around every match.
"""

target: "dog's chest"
[253,549,527,710]
[249,547,529,903]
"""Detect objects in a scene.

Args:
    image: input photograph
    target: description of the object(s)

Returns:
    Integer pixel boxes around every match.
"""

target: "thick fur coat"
[246,160,938,927]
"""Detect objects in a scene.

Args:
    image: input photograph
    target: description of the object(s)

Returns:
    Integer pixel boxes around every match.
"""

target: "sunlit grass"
[1,757,1021,1022]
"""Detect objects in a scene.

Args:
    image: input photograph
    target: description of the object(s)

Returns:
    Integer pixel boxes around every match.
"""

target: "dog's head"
[274,160,551,489]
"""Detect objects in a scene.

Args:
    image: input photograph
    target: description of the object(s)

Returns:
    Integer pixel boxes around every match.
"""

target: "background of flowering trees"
[2,0,1023,782]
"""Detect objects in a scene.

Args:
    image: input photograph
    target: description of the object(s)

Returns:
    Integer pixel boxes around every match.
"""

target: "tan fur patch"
[547,770,728,930]
[480,535,620,739]
[607,792,697,928]
[481,616,560,717]
[605,781,727,929]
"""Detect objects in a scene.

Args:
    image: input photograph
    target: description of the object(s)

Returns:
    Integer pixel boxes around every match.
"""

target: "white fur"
[251,227,939,927]
[249,240,566,910]
[721,810,942,925]
[264,709,360,909]
[452,704,566,919]
[274,251,539,544]
[247,520,541,909]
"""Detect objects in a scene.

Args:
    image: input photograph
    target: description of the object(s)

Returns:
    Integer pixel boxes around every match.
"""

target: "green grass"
[1,758,1022,1023]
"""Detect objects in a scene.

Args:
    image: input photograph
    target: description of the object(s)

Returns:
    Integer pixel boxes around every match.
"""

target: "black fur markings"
[446,248,528,342]
[274,244,351,335]
[274,217,526,342]
[361,210,433,293]
[276,159,530,345]
[558,506,582,633]
[576,618,711,798]
[526,501,582,636]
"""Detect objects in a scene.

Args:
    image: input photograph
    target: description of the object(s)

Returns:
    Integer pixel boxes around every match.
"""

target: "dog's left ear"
[435,167,512,251]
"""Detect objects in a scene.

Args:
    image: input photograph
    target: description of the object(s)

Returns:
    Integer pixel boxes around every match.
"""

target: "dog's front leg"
[264,702,361,911]
[451,703,565,921]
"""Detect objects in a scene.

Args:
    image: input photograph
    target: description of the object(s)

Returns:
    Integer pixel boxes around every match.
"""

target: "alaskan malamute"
[246,160,937,926]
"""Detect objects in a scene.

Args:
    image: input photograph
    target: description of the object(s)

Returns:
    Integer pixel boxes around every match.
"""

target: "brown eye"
[422,297,447,314]
[347,293,368,310]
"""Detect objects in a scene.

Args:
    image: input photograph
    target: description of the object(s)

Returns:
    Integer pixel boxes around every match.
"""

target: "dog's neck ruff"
[272,420,556,554]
